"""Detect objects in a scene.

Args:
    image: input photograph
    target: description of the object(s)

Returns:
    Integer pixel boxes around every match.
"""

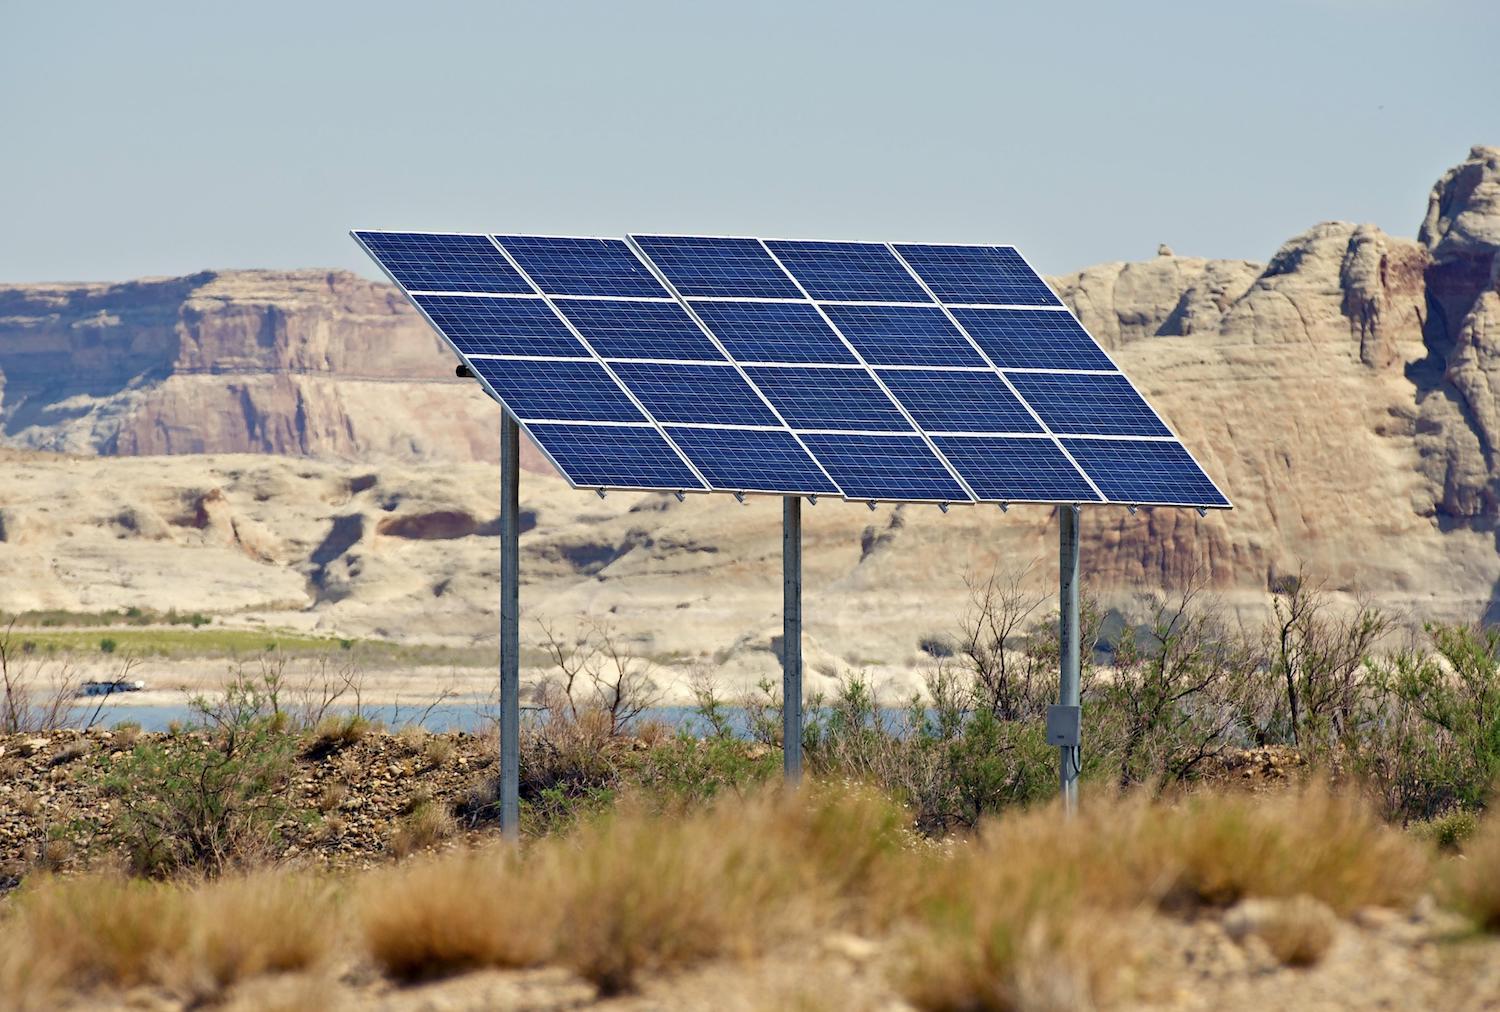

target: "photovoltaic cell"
[742,366,911,432]
[629,235,803,299]
[467,358,644,423]
[690,301,857,364]
[356,232,531,294]
[876,370,1043,433]
[527,423,705,491]
[356,230,1229,508]
[553,300,726,362]
[895,244,1061,307]
[799,434,968,501]
[930,436,1100,502]
[493,236,668,298]
[665,427,838,494]
[951,308,1115,371]
[609,362,780,427]
[1063,439,1228,507]
[1006,373,1172,437]
[765,240,931,303]
[411,295,589,358]
[820,304,986,366]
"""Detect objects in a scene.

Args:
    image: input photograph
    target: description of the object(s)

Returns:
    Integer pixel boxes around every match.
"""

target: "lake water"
[70,699,915,737]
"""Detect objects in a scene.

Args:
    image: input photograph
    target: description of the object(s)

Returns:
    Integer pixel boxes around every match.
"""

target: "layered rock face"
[2,147,1500,675]
[0,270,550,469]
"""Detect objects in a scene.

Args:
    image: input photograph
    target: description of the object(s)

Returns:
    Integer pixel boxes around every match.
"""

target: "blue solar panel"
[895,244,1061,307]
[629,235,803,299]
[1007,373,1172,437]
[553,300,725,362]
[356,232,531,294]
[800,434,968,501]
[528,423,705,491]
[821,304,986,366]
[493,236,668,298]
[468,358,644,423]
[743,366,911,431]
[765,240,931,303]
[1063,439,1228,507]
[690,301,857,365]
[609,362,779,427]
[951,308,1115,371]
[665,427,839,494]
[931,436,1100,502]
[358,231,1228,508]
[877,370,1043,433]
[411,295,589,359]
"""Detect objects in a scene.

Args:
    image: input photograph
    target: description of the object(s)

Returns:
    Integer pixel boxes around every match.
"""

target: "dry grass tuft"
[422,733,456,769]
[183,871,336,996]
[360,846,559,980]
[1444,812,1500,931]
[360,783,907,993]
[891,783,1420,1009]
[1224,896,1338,967]
[305,714,378,757]
[388,799,458,857]
[0,871,333,1005]
[317,781,348,813]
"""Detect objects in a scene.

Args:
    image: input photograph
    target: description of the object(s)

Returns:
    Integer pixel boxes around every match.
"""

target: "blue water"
[71,700,916,737]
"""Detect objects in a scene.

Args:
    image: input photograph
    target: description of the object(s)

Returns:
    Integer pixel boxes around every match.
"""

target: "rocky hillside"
[0,147,1498,679]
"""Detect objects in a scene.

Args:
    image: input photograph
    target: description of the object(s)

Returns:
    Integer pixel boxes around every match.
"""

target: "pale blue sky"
[3,0,1495,283]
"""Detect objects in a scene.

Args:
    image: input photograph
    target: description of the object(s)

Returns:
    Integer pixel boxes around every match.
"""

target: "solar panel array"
[353,230,1229,508]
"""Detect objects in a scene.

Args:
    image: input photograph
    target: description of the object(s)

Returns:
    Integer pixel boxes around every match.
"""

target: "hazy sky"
[3,0,1495,283]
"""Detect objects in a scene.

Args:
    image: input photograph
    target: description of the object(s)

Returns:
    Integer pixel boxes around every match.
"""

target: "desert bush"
[1350,623,1500,822]
[1265,573,1393,748]
[1098,581,1265,789]
[0,625,85,733]
[99,684,299,876]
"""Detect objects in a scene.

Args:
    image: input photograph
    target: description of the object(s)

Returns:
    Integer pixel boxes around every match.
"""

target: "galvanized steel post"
[1058,504,1081,815]
[499,413,521,838]
[783,496,803,782]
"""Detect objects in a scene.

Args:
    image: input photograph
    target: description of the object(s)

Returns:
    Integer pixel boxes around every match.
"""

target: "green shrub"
[98,701,298,876]
[99,638,117,654]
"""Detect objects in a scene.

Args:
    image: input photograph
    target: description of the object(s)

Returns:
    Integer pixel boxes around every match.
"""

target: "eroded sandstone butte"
[1,147,1498,683]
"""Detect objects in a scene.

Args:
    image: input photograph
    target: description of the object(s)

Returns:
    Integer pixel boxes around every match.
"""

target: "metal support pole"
[782,496,803,783]
[1057,504,1082,815]
[499,413,521,838]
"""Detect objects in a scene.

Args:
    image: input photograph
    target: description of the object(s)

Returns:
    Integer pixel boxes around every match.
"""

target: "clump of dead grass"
[1225,896,1338,967]
[0,870,333,1006]
[388,798,458,857]
[359,846,559,980]
[890,783,1426,1009]
[360,783,907,993]
[1444,812,1500,931]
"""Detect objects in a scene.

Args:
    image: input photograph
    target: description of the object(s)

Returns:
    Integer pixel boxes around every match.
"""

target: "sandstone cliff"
[0,270,551,469]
